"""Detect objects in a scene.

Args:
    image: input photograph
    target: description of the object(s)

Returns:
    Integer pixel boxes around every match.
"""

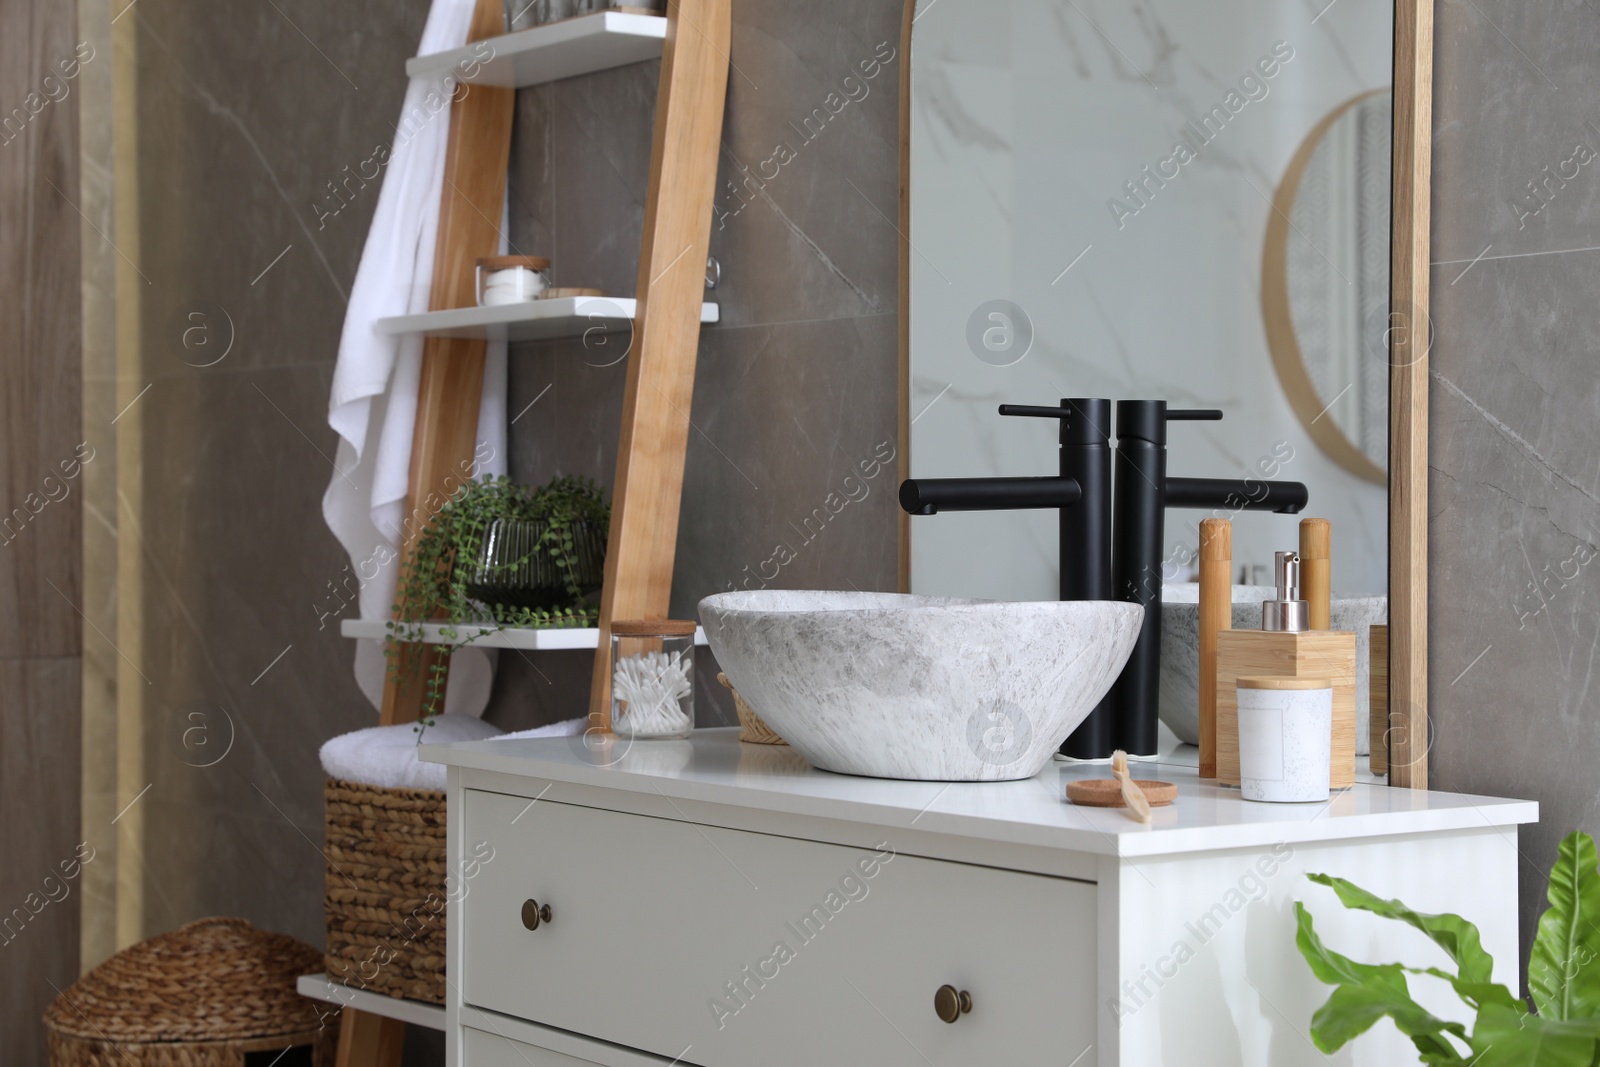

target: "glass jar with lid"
[475,255,549,306]
[609,619,696,740]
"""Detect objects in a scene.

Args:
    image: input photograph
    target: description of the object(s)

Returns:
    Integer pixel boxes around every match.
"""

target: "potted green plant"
[1296,831,1600,1065]
[387,474,610,726]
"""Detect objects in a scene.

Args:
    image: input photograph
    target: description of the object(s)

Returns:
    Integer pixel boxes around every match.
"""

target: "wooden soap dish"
[1066,778,1178,808]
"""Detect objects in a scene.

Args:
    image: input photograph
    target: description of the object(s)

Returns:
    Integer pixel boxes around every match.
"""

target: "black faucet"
[1110,400,1308,756]
[900,397,1309,761]
[899,398,1118,756]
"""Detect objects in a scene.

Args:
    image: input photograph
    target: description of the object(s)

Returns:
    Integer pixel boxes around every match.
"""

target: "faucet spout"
[898,476,1081,516]
[1165,477,1308,515]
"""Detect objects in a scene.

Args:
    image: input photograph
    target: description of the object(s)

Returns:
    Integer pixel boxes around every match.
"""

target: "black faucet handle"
[999,399,1112,446]
[1117,400,1221,445]
[998,403,1072,419]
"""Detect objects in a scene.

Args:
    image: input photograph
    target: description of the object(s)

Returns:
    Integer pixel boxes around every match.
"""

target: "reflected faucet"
[900,397,1309,761]
[1110,401,1307,756]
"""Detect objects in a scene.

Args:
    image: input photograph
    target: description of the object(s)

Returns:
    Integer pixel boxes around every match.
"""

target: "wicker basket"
[323,777,448,1004]
[44,917,332,1066]
[717,672,786,745]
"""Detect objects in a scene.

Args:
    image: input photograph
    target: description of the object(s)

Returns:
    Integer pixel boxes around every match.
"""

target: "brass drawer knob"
[934,984,973,1024]
[521,899,552,931]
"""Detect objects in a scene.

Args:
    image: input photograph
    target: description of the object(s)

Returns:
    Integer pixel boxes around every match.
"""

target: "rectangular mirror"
[898,0,1431,783]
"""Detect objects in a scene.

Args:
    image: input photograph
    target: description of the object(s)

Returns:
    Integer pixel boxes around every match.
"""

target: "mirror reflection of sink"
[1159,583,1387,751]
[698,591,1143,782]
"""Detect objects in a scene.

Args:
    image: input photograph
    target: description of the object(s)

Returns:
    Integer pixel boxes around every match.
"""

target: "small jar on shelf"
[505,0,664,31]
[475,255,550,306]
[610,620,695,740]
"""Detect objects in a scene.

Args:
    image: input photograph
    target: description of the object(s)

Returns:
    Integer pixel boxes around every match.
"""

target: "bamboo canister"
[1299,518,1331,630]
[1236,676,1334,803]
[1198,518,1232,779]
[1216,629,1357,788]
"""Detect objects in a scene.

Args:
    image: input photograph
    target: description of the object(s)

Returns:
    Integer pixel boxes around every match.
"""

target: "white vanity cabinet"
[425,730,1535,1067]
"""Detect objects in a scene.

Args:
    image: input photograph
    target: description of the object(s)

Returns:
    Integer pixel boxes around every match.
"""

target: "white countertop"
[422,728,1536,859]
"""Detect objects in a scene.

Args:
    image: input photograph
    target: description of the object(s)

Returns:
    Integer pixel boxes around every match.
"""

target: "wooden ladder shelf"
[335,0,730,1062]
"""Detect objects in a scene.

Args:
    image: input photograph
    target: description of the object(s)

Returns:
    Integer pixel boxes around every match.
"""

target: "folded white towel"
[320,714,503,792]
[491,717,588,741]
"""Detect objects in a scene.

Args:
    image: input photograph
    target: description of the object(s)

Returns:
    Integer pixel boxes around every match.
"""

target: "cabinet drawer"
[462,789,1097,1067]
[465,1027,604,1066]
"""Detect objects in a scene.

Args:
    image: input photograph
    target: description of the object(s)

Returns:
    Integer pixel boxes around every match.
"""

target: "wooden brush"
[1111,750,1153,825]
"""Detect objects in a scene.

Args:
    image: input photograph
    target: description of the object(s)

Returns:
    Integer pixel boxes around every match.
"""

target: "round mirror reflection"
[1264,89,1391,485]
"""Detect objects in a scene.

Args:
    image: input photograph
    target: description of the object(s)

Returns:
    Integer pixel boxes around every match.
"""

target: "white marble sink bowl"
[1159,583,1387,752]
[698,591,1144,782]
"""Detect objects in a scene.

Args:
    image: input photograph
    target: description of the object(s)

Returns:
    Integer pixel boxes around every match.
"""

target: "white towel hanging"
[322,0,509,717]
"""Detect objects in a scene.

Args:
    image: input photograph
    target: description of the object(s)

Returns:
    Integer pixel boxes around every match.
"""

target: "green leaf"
[1308,872,1497,984]
[1413,969,1522,1014]
[1530,832,1600,1022]
[1470,1002,1600,1067]
[1295,901,1470,1057]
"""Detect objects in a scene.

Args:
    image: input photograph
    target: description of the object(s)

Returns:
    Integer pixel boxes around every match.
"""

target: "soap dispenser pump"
[1262,551,1309,632]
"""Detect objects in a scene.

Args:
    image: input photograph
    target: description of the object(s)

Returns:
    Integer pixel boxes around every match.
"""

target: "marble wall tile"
[669,314,902,613]
[706,0,903,326]
[508,60,660,295]
[505,334,627,483]
[125,0,426,382]
[1429,0,1600,979]
[126,364,376,943]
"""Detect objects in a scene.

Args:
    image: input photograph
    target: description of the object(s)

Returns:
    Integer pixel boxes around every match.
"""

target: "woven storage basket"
[44,917,332,1066]
[717,672,786,745]
[323,776,448,1004]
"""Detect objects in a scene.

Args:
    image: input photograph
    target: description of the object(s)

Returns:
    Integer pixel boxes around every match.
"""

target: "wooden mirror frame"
[896,0,1435,788]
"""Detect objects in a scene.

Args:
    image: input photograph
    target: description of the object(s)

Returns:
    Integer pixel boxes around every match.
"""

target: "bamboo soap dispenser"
[1215,531,1356,788]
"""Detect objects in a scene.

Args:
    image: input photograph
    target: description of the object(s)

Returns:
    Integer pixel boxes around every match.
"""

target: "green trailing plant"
[1296,831,1600,1066]
[387,474,609,730]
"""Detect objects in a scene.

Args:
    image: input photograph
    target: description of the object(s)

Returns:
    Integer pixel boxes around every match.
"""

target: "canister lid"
[477,255,551,270]
[612,619,697,637]
[1237,676,1332,690]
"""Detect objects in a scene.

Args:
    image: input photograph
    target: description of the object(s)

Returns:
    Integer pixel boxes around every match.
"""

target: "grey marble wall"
[1428,0,1600,974]
[488,0,906,728]
[100,0,444,1060]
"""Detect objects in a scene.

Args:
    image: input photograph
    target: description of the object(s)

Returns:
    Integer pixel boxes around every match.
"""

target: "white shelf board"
[341,618,709,650]
[406,11,667,88]
[374,296,720,344]
[297,973,446,1031]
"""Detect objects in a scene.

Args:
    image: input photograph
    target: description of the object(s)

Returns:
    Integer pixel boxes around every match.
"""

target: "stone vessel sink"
[1159,583,1388,752]
[697,591,1144,782]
